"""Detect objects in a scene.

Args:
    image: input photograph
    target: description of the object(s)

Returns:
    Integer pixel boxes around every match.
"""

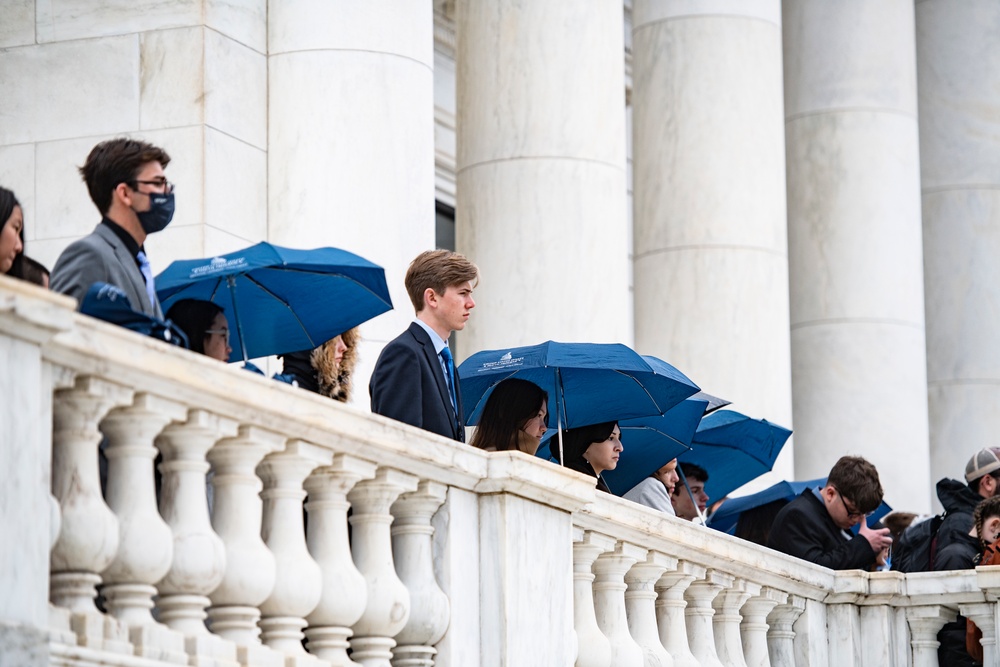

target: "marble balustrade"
[3,277,1000,667]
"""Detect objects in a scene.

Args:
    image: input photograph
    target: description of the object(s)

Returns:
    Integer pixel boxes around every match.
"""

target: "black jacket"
[936,478,983,562]
[767,489,877,570]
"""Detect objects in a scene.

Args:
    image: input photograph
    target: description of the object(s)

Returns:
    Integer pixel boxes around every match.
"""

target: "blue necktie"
[136,250,157,310]
[440,346,458,417]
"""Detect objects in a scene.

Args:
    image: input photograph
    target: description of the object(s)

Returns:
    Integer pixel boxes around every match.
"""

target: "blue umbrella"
[602,398,708,495]
[678,410,792,502]
[707,477,893,535]
[458,343,700,432]
[155,242,393,363]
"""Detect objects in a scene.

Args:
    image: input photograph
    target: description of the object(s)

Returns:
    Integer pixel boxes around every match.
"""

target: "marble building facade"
[1,0,998,513]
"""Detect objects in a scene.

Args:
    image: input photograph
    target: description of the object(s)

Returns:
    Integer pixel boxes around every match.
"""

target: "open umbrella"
[155,242,393,363]
[459,343,700,431]
[678,410,792,502]
[707,477,893,535]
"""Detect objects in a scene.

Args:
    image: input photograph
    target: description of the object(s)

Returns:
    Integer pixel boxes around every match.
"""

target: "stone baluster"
[206,425,285,667]
[390,481,451,667]
[765,597,805,667]
[655,562,705,667]
[348,468,419,667]
[155,409,239,665]
[959,602,996,667]
[593,541,647,667]
[572,531,615,667]
[905,606,955,667]
[740,588,786,667]
[303,454,377,666]
[685,570,733,667]
[100,393,188,662]
[50,377,132,615]
[257,439,331,662]
[624,551,675,667]
[712,579,759,667]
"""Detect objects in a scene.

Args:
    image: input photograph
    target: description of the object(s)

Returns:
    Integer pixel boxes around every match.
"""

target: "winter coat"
[280,327,359,402]
[936,478,983,563]
[767,489,877,570]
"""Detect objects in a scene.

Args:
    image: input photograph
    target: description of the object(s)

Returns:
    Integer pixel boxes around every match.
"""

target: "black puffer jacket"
[935,478,983,567]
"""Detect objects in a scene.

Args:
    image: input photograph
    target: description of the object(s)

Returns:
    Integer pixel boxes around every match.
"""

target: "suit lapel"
[410,324,458,431]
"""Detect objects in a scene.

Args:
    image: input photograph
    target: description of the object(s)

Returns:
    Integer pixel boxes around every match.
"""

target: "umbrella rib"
[606,368,669,413]
[252,268,393,306]
[240,274,319,349]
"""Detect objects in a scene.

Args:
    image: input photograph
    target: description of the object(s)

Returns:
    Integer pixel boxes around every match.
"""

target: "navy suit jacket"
[370,322,465,442]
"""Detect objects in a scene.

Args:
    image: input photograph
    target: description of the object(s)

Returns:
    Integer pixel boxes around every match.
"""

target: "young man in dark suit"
[51,137,175,318]
[370,249,479,442]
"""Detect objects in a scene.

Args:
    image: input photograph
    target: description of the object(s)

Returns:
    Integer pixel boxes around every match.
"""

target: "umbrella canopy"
[602,398,709,495]
[708,477,893,535]
[155,242,393,362]
[458,343,700,429]
[678,410,792,502]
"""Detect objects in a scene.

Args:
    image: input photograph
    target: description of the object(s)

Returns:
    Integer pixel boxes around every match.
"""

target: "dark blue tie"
[440,346,457,414]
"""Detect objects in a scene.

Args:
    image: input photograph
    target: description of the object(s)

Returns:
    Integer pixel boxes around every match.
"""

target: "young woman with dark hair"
[469,378,548,455]
[552,420,622,493]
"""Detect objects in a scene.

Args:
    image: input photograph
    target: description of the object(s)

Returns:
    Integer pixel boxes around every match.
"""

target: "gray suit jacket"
[51,222,163,318]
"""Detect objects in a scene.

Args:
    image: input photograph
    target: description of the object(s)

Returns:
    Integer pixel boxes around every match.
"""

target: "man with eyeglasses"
[52,137,175,318]
[767,456,893,570]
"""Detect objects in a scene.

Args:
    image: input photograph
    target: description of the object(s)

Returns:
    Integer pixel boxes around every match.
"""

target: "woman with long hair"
[0,186,25,278]
[551,420,623,493]
[469,378,548,454]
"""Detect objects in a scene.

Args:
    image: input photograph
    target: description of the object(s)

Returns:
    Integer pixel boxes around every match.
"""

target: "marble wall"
[917,0,1000,496]
[784,0,932,511]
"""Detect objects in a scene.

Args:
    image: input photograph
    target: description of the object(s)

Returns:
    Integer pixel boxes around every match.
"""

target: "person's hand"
[859,521,892,553]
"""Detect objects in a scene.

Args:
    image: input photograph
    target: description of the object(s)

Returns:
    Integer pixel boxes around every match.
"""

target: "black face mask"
[135,192,175,234]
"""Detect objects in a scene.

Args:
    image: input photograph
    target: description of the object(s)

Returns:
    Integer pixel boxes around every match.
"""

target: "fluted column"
[349,468,420,667]
[572,531,615,667]
[685,571,733,667]
[740,588,786,667]
[631,0,792,464]
[916,0,1000,484]
[207,425,285,667]
[100,393,188,662]
[905,606,954,667]
[50,377,132,613]
[456,0,630,348]
[258,440,331,660]
[390,481,450,667]
[593,542,646,667]
[155,409,238,666]
[304,455,377,666]
[624,551,675,667]
[765,597,805,667]
[655,563,704,667]
[713,580,759,667]
[267,1,434,391]
[783,0,930,509]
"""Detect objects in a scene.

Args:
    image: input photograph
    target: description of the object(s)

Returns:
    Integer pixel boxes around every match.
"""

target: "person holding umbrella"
[165,299,233,362]
[279,328,360,402]
[469,378,548,455]
[370,250,479,442]
[552,421,623,493]
[623,459,680,516]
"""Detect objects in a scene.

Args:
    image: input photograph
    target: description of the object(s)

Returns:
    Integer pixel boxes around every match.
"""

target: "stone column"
[765,596,805,667]
[631,0,793,477]
[783,0,931,509]
[916,1,1000,486]
[572,531,614,667]
[593,542,647,667]
[348,468,420,667]
[456,0,630,349]
[959,603,996,667]
[713,579,759,667]
[267,1,435,391]
[624,551,675,667]
[656,562,704,667]
[740,588,786,667]
[304,455,377,666]
[905,606,954,667]
[685,571,733,667]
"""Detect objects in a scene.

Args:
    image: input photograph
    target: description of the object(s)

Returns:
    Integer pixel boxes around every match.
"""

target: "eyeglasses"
[129,178,174,194]
[205,328,230,343]
[836,489,875,520]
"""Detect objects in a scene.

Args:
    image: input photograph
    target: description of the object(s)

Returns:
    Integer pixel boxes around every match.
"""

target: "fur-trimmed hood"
[311,327,360,402]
